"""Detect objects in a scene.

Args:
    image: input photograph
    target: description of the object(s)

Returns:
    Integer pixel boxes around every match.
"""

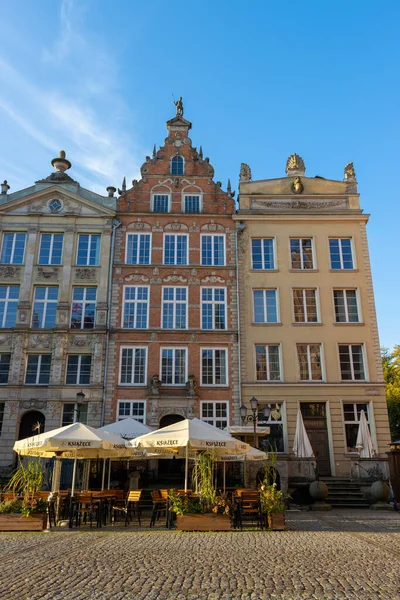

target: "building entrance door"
[300,403,331,477]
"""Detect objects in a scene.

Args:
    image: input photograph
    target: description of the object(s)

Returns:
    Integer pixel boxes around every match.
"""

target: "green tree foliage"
[382,346,400,441]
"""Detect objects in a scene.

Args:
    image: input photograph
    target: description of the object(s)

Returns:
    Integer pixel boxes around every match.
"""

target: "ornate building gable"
[118,99,235,215]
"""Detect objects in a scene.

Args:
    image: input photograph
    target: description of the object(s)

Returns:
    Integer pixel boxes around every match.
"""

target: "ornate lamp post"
[240,397,271,448]
[73,391,85,424]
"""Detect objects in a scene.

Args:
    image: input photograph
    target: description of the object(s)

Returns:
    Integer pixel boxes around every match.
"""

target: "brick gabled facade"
[106,111,239,430]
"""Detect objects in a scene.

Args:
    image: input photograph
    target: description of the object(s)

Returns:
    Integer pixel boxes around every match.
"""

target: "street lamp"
[73,391,85,424]
[240,397,271,448]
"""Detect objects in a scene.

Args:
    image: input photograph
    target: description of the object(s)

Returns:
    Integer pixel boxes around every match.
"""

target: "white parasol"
[293,409,314,458]
[355,410,376,458]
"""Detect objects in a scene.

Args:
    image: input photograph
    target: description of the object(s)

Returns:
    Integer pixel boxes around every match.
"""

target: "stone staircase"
[319,477,370,508]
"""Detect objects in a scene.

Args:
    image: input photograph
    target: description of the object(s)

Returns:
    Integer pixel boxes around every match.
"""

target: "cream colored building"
[234,155,390,483]
[0,152,116,474]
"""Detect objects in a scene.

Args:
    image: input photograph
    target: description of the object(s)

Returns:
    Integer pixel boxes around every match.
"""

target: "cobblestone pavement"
[0,510,399,600]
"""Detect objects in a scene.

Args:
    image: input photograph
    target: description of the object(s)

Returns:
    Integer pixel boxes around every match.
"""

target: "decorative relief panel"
[250,198,348,210]
[200,222,225,232]
[9,333,27,385]
[0,266,21,278]
[124,273,149,283]
[29,334,52,349]
[162,275,187,284]
[75,268,96,280]
[201,274,226,284]
[52,334,68,384]
[92,335,103,384]
[37,267,58,280]
[69,335,89,347]
[0,334,12,346]
[20,399,47,411]
[5,400,19,418]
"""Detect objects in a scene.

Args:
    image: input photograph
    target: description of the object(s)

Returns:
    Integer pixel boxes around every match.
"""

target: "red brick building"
[105,106,239,439]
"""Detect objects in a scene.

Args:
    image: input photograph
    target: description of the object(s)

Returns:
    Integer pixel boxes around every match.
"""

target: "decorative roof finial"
[152,144,157,159]
[174,96,184,117]
[239,163,252,182]
[199,146,203,160]
[227,179,231,194]
[51,150,72,173]
[106,186,116,197]
[122,176,126,192]
[285,153,305,176]
[344,162,356,182]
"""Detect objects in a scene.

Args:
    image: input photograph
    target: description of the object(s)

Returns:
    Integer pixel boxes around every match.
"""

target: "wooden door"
[300,403,331,477]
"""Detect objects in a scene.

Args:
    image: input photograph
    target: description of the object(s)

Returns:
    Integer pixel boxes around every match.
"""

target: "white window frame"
[252,289,279,323]
[333,289,361,323]
[201,287,227,330]
[161,286,188,329]
[0,232,26,264]
[292,288,320,323]
[338,344,368,381]
[254,344,282,381]
[296,343,325,382]
[251,238,276,270]
[117,400,147,424]
[31,286,58,328]
[341,401,375,454]
[162,233,189,265]
[76,234,101,266]
[119,346,148,386]
[38,233,64,265]
[66,355,92,386]
[125,232,152,265]
[122,285,150,329]
[0,285,19,328]
[200,347,229,386]
[200,233,226,266]
[200,401,229,429]
[182,194,202,214]
[160,347,188,386]
[25,354,52,385]
[71,287,97,329]
[152,193,171,213]
[329,237,356,270]
[289,237,315,270]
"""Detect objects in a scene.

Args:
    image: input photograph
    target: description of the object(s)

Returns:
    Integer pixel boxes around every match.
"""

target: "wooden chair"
[72,493,102,528]
[237,491,263,530]
[125,490,142,527]
[150,490,168,528]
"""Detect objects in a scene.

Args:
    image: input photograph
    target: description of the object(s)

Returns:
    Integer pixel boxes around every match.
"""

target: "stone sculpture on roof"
[344,162,356,182]
[174,97,184,117]
[285,153,306,176]
[239,163,252,182]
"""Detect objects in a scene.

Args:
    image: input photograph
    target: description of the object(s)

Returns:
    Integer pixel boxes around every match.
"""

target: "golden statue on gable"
[344,162,356,182]
[291,176,304,194]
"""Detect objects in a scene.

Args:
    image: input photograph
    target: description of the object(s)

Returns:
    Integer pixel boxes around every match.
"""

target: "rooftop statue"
[240,163,252,182]
[174,97,184,117]
[286,153,306,175]
[344,162,357,182]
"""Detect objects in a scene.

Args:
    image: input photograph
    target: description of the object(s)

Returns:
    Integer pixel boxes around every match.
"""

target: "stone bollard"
[309,481,332,511]
[369,481,392,510]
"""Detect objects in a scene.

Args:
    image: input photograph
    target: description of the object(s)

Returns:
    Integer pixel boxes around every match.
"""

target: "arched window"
[170,155,184,175]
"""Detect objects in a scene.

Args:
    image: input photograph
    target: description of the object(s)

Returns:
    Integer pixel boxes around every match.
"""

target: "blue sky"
[0,0,399,349]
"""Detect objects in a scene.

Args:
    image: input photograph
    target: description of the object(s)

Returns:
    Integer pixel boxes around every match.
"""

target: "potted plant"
[259,452,286,530]
[0,459,48,531]
[169,452,232,531]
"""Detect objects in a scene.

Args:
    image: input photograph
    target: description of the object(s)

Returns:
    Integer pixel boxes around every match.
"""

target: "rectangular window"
[253,289,278,323]
[343,403,370,452]
[255,345,281,381]
[0,355,11,384]
[162,287,187,329]
[120,347,147,385]
[201,288,226,330]
[66,355,92,385]
[297,344,323,381]
[333,290,359,323]
[38,234,64,265]
[0,233,26,264]
[201,235,225,266]
[329,238,354,269]
[71,288,97,329]
[0,402,4,435]
[62,403,88,426]
[161,348,187,385]
[117,400,146,423]
[122,286,149,329]
[258,403,284,453]
[184,195,201,213]
[290,238,314,269]
[201,401,228,429]
[163,234,188,265]
[153,194,170,213]
[201,348,228,386]
[126,233,151,265]
[25,354,52,385]
[293,289,318,323]
[77,234,101,266]
[0,285,19,328]
[251,239,275,270]
[339,344,366,380]
[32,287,58,328]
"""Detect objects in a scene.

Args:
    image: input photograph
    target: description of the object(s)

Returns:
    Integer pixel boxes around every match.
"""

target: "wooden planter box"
[0,513,47,531]
[268,512,285,530]
[176,513,231,531]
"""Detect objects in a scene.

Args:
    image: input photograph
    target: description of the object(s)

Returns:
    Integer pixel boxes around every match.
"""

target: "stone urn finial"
[51,150,72,173]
